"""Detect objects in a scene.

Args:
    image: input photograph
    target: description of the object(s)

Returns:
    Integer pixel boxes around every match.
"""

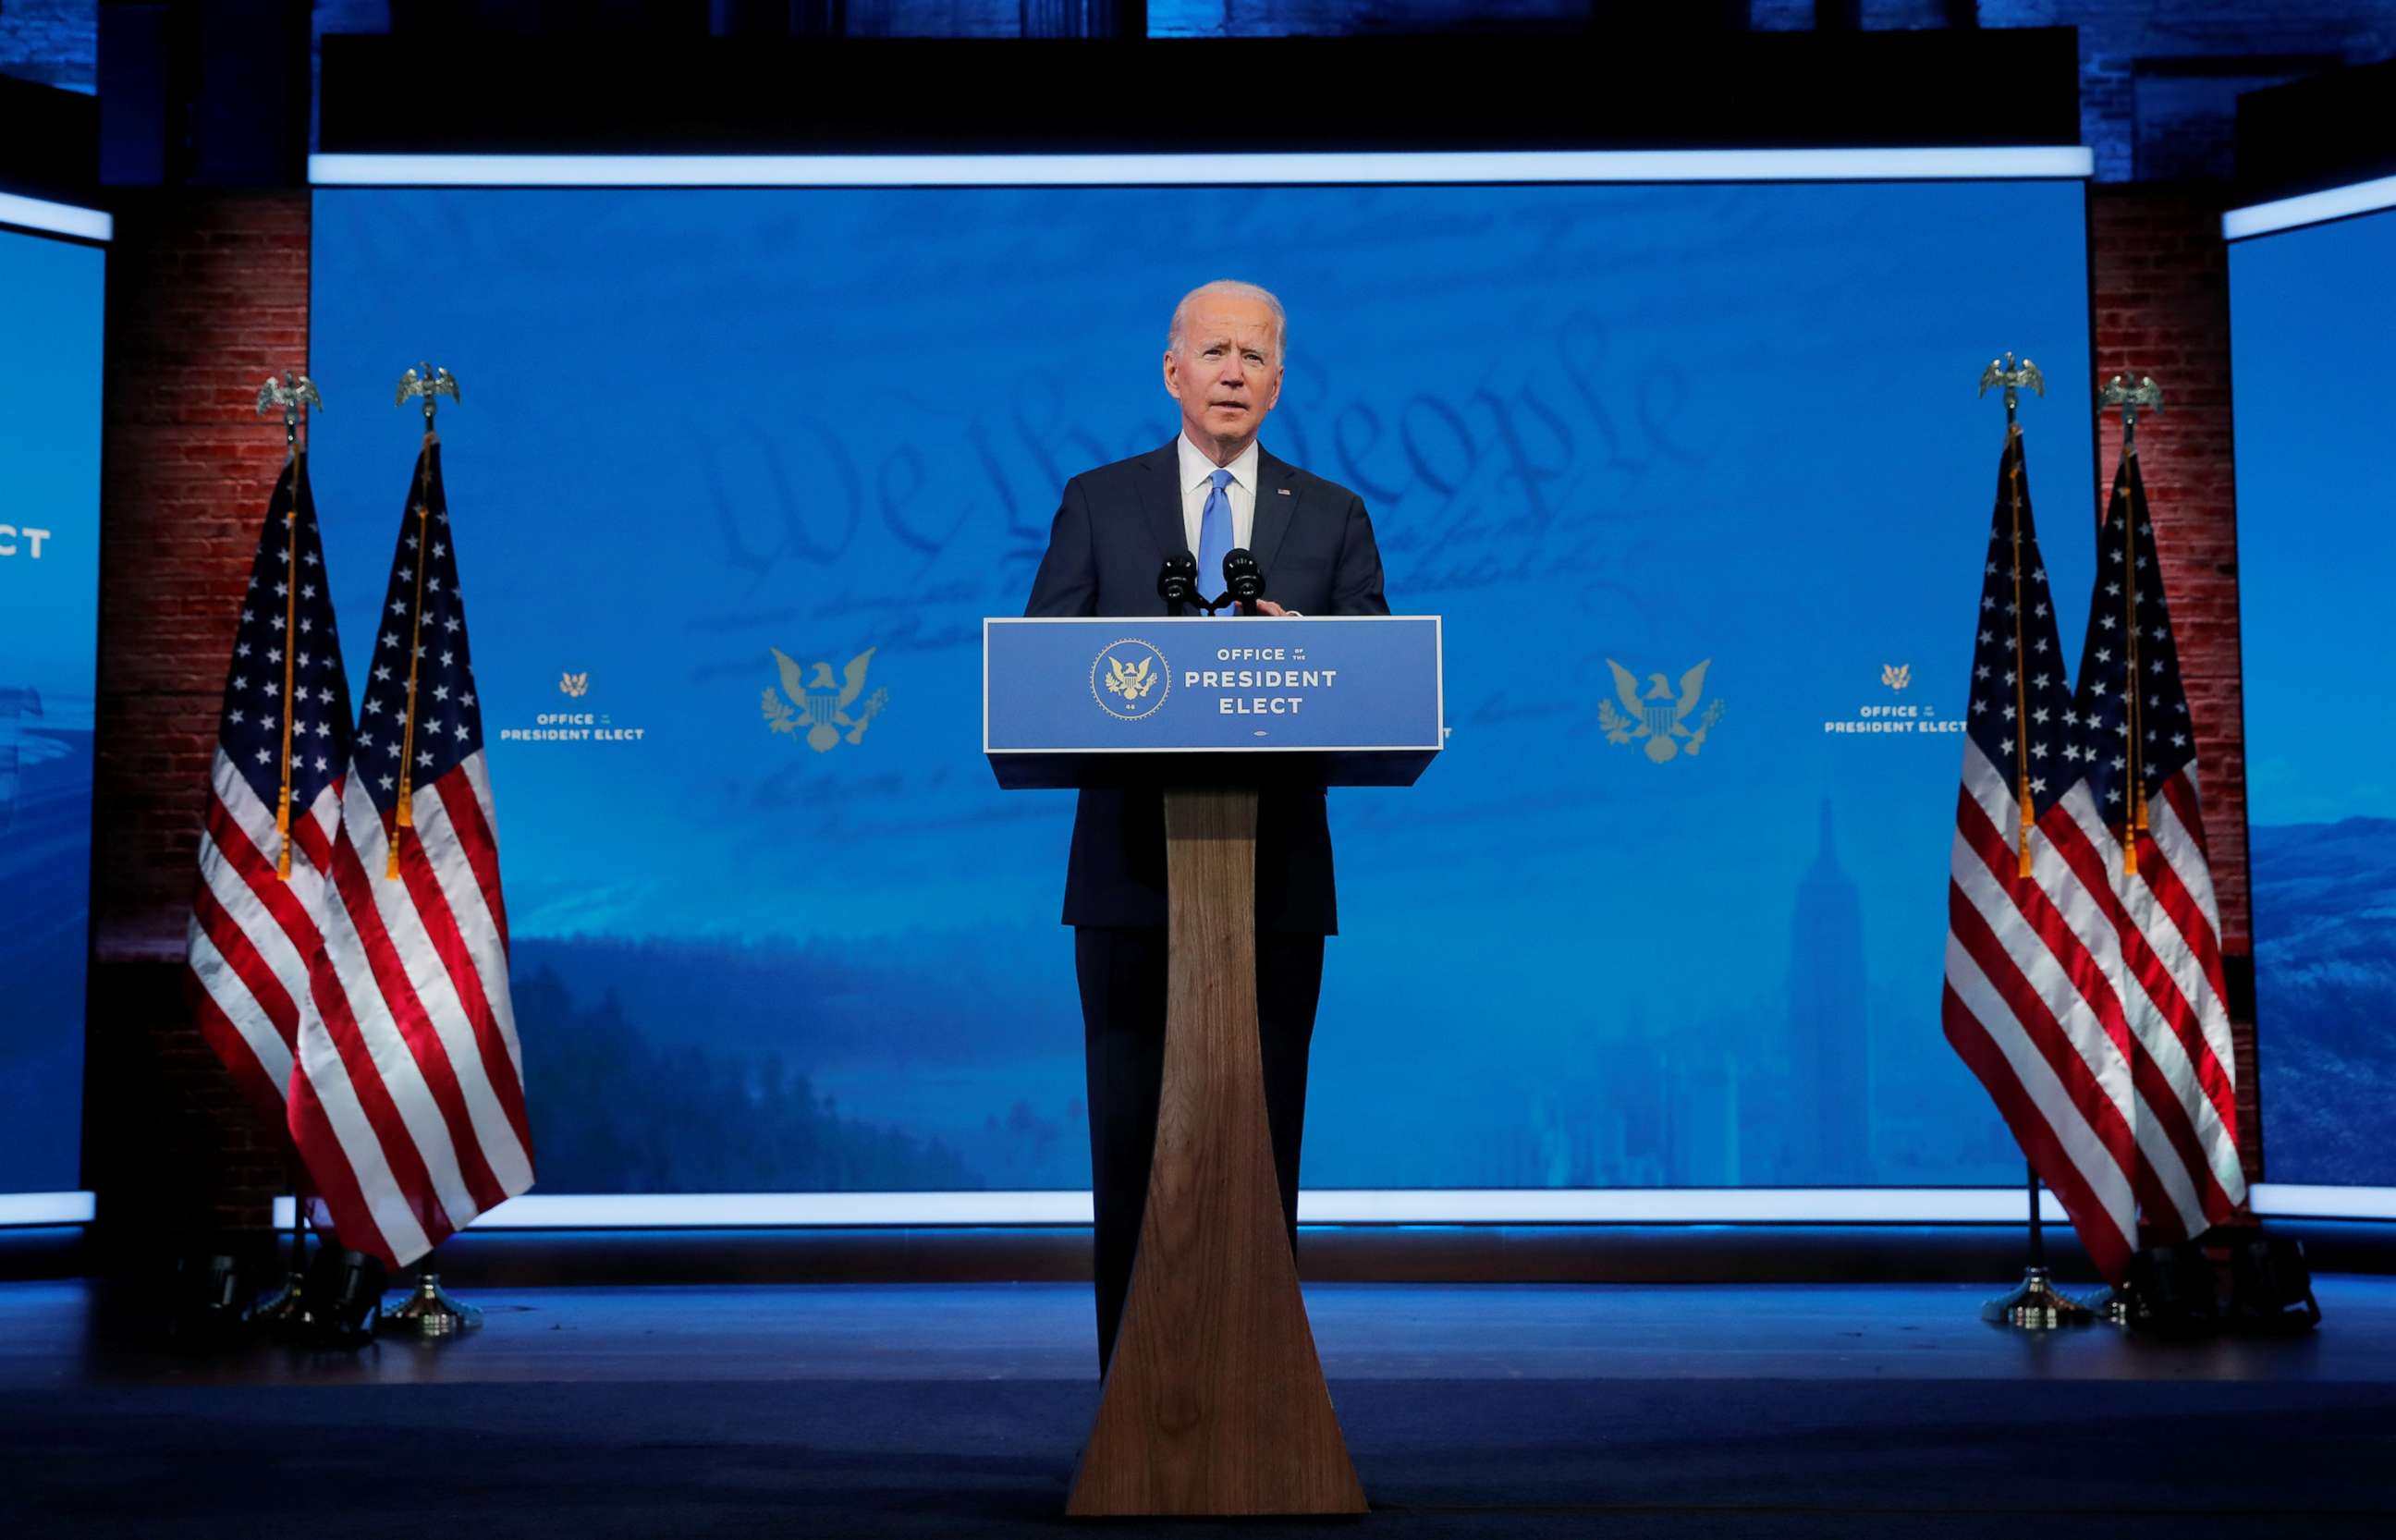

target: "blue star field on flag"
[353,436,486,820]
[1962,429,2077,823]
[2067,451,2198,827]
[289,427,531,1269]
[214,457,354,818]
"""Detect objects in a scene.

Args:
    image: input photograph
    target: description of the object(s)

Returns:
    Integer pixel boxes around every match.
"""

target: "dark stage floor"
[6,1278,2392,1537]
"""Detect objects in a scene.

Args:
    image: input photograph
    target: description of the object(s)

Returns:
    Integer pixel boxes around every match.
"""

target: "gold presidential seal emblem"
[1092,639,1169,721]
[764,645,888,752]
[1822,657,1956,740]
[1598,658,1725,764]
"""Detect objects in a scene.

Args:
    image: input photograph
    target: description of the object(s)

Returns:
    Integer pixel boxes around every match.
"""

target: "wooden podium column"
[1066,787,1367,1517]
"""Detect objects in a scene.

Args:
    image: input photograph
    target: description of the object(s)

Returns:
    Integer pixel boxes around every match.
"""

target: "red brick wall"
[86,191,312,1244]
[2085,182,2262,1180]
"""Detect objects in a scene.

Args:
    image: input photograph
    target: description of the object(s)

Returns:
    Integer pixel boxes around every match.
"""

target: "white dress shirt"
[1176,432,1260,557]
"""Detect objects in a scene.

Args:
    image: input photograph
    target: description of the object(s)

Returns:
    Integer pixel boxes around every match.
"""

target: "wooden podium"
[984,616,1444,1518]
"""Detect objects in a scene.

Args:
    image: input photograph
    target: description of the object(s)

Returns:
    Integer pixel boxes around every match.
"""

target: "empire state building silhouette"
[1788,797,1870,1181]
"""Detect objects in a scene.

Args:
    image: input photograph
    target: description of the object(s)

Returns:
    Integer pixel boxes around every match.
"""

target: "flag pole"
[1981,1166,2099,1328]
[2025,1160,2046,1269]
[1972,354,2096,1329]
[251,1177,337,1341]
[253,374,322,880]
[385,365,457,881]
[248,1172,315,1335]
[377,363,483,1340]
[2099,375,2165,877]
[2057,375,2171,1331]
[1978,355,2045,877]
[243,372,325,1338]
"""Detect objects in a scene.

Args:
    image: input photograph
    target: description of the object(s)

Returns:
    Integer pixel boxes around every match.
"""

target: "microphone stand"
[1158,556,1203,617]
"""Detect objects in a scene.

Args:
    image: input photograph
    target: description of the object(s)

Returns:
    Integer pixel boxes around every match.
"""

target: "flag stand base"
[250,1271,312,1334]
[382,1273,482,1338]
[1981,1265,2099,1328]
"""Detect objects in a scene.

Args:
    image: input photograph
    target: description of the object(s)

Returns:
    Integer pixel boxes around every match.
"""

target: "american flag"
[1942,427,2146,1285]
[289,434,533,1268]
[185,456,353,1132]
[2060,451,2247,1239]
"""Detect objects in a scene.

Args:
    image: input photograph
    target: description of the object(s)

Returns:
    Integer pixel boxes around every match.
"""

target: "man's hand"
[1253,599,1295,617]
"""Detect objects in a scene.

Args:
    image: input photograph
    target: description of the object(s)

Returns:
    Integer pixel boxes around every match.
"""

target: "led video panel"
[310,170,2095,1196]
[2231,200,2396,1187]
[0,216,104,1200]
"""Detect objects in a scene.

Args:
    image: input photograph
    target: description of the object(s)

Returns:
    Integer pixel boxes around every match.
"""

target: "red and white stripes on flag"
[289,434,533,1269]
[2059,452,2246,1242]
[186,456,355,1134]
[1944,432,2246,1289]
[1944,429,2145,1284]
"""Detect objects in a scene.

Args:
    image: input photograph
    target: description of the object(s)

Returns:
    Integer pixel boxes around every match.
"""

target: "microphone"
[1221,547,1265,611]
[1157,553,1199,615]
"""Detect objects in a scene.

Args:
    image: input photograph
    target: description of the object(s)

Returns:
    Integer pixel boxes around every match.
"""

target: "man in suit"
[1022,280,1389,1371]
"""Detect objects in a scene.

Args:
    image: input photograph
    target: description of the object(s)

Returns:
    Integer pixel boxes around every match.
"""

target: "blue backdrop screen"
[0,223,103,1196]
[2231,205,2396,1187]
[309,177,2095,1192]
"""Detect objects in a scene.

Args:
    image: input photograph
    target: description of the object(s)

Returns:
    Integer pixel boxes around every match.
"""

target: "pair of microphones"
[1159,550,1265,617]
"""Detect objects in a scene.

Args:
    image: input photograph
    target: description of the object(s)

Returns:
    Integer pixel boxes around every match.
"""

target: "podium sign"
[983,615,1443,788]
[984,614,1442,1516]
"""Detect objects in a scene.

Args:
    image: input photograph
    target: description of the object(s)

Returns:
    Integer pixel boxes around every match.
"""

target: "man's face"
[1163,294,1284,460]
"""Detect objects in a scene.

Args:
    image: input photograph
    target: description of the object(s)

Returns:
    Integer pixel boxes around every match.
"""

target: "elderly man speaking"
[1022,280,1390,1372]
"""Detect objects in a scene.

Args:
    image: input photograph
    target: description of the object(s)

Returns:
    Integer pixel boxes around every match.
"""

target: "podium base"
[1066,787,1365,1516]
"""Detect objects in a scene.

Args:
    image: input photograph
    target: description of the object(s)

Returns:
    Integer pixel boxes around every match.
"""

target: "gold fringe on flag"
[2006,432,2035,879]
[388,440,436,879]
[275,468,300,880]
[2117,469,2141,877]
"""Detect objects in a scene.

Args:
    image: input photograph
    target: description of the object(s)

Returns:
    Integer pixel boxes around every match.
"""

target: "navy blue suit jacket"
[1022,440,1390,934]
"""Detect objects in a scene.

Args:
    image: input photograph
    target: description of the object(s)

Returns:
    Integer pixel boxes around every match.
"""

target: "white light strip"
[2223,172,2396,240]
[2249,1182,2396,1221]
[310,147,2093,190]
[274,1187,2093,1230]
[0,1192,97,1226]
[1301,1188,2075,1225]
[273,1192,1093,1229]
[0,190,112,243]
[266,1184,2396,1231]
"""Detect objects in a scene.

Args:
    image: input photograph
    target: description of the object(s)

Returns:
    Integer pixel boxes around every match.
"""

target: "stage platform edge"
[35,1218,2394,1287]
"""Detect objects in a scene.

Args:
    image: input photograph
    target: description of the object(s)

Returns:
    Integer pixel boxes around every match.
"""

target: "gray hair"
[1167,279,1289,362]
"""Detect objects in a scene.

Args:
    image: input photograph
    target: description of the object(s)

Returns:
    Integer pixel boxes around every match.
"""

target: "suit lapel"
[1132,443,1187,560]
[1252,448,1300,575]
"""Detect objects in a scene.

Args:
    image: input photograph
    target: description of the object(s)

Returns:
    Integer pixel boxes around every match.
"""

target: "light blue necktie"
[1197,467,1234,615]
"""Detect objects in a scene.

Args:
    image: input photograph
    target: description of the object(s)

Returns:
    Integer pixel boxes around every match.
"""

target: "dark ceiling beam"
[320,27,2081,156]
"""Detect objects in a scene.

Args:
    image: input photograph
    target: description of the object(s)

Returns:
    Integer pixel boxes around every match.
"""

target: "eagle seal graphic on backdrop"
[764,645,888,753]
[1597,658,1724,764]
